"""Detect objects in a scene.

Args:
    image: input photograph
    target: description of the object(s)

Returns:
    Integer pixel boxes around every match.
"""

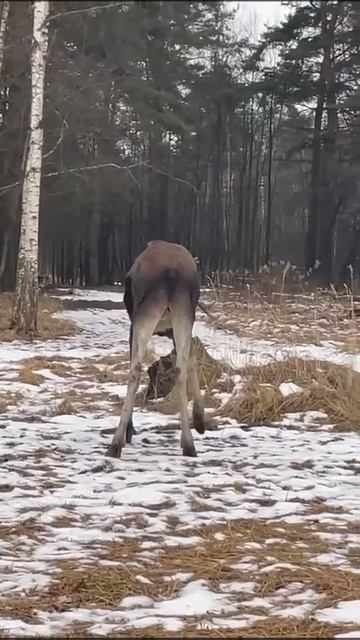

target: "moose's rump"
[128,240,200,314]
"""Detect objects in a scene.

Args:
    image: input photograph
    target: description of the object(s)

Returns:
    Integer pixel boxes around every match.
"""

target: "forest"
[1,0,360,293]
[1,4,360,636]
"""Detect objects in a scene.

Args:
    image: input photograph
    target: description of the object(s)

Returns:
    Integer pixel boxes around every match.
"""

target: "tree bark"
[12,0,49,334]
[0,0,9,81]
[316,0,341,284]
[265,93,274,265]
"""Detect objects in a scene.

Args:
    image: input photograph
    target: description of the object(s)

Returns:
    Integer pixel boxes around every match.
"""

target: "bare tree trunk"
[223,110,232,270]
[244,95,254,270]
[12,0,49,334]
[0,0,9,81]
[0,229,9,282]
[265,93,274,265]
[316,0,341,284]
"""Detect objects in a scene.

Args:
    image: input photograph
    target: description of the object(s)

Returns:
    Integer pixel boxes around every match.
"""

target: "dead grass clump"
[0,518,43,541]
[191,337,234,390]
[52,388,120,415]
[77,359,128,385]
[96,354,128,371]
[20,356,71,378]
[219,358,360,429]
[50,515,79,528]
[17,367,45,386]
[145,387,180,414]
[96,367,118,384]
[0,391,23,413]
[347,546,360,569]
[53,397,75,415]
[0,293,76,341]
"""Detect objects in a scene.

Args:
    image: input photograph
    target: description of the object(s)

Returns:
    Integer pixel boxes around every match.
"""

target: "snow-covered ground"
[0,288,359,637]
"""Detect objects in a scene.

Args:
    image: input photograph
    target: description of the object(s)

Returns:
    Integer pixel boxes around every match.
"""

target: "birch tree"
[12,0,49,334]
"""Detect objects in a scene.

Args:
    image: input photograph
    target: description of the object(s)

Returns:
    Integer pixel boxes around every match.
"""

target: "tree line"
[1,0,360,316]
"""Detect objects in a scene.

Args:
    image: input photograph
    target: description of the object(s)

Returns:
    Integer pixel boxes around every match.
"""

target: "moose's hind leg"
[107,300,167,458]
[189,352,205,434]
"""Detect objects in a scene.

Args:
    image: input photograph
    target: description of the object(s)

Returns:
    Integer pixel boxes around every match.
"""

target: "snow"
[316,601,360,624]
[57,287,124,302]
[0,287,359,636]
[279,382,303,396]
[154,580,231,617]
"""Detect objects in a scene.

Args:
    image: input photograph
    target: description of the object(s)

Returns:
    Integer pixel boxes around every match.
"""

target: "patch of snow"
[154,580,232,617]
[120,596,153,609]
[315,552,346,566]
[220,581,256,594]
[279,382,303,397]
[276,603,315,618]
[316,600,360,624]
[55,288,124,302]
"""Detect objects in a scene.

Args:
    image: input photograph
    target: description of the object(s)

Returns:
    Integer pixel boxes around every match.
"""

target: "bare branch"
[46,2,121,25]
[43,119,68,160]
[0,161,197,196]
[146,164,196,192]
[125,168,142,191]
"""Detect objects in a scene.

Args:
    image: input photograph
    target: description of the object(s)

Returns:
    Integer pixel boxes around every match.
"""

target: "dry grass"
[51,392,102,416]
[202,286,360,353]
[347,546,360,569]
[0,390,23,413]
[17,366,45,386]
[0,518,42,541]
[218,358,360,429]
[0,293,77,342]
[0,519,359,637]
[17,354,128,390]
[191,336,234,390]
[20,356,71,378]
[57,618,348,638]
[54,397,76,415]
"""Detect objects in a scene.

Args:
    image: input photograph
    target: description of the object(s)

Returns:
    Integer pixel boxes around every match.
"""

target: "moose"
[107,240,206,459]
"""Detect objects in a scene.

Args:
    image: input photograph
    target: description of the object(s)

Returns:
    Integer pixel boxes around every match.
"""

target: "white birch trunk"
[0,0,10,80]
[13,0,49,334]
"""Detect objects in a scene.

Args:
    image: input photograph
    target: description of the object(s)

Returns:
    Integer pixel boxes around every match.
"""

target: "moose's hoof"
[126,423,136,444]
[192,411,205,435]
[106,442,123,458]
[182,443,197,458]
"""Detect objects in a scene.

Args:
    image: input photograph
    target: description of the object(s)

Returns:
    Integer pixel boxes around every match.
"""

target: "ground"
[0,286,359,638]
